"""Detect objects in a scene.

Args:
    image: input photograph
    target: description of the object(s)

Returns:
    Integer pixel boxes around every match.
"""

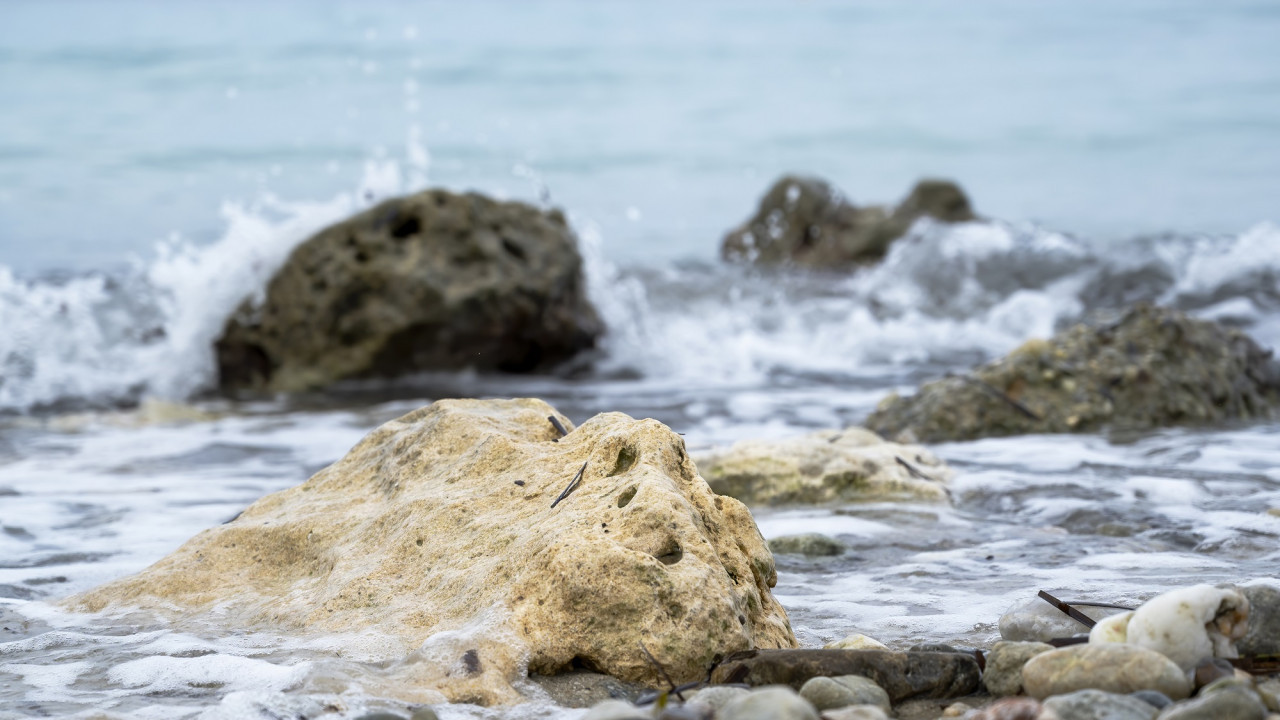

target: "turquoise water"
[3,0,1279,271]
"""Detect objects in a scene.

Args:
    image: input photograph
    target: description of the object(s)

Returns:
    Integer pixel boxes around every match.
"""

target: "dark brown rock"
[216,189,602,393]
[708,649,980,703]
[866,304,1280,442]
[720,176,974,269]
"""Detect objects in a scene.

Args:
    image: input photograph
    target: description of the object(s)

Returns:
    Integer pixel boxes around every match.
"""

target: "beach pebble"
[582,699,653,720]
[1128,690,1173,710]
[1126,585,1249,672]
[768,533,847,557]
[1156,686,1266,720]
[1255,678,1280,712]
[1041,689,1157,720]
[984,641,1055,697]
[999,596,1119,643]
[966,697,1050,720]
[655,704,709,720]
[941,701,973,716]
[1022,644,1190,700]
[1239,584,1280,656]
[824,633,889,651]
[718,686,818,720]
[797,675,889,712]
[821,706,889,720]
[685,686,750,712]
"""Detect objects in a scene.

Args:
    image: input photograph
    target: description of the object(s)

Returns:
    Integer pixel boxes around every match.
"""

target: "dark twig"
[638,640,685,702]
[1038,590,1098,629]
[895,456,932,481]
[548,415,569,440]
[634,680,706,706]
[550,461,587,509]
[958,374,1042,421]
[1058,601,1135,611]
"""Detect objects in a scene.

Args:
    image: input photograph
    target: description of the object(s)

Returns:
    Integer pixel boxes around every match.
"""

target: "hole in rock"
[461,649,481,676]
[609,446,638,477]
[654,544,683,566]
[500,237,527,261]
[568,655,601,673]
[616,486,637,508]
[390,214,421,239]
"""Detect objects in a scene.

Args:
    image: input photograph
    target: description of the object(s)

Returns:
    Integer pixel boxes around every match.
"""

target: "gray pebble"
[719,686,818,720]
[1042,688,1157,720]
[1129,690,1173,710]
[798,675,889,712]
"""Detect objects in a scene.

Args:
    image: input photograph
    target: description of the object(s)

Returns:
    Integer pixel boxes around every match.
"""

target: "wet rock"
[798,675,890,712]
[822,706,890,720]
[709,649,980,703]
[721,176,974,269]
[1157,686,1266,720]
[1021,644,1191,701]
[582,699,653,720]
[999,596,1125,643]
[767,533,847,557]
[67,399,795,704]
[1041,689,1157,720]
[825,634,889,651]
[718,686,818,720]
[865,304,1280,442]
[685,686,750,712]
[984,641,1055,697]
[1124,585,1249,672]
[966,697,1049,720]
[529,670,648,707]
[215,189,602,393]
[1238,584,1280,656]
[693,428,951,506]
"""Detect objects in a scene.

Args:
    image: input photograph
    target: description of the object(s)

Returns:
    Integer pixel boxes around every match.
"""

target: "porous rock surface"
[67,398,795,704]
[866,304,1280,442]
[216,189,602,393]
[721,175,975,269]
[693,428,952,506]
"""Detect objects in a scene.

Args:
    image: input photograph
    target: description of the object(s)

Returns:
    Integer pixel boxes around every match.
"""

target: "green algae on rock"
[721,176,975,269]
[865,304,1280,442]
[216,189,602,393]
[66,399,795,705]
[694,428,952,506]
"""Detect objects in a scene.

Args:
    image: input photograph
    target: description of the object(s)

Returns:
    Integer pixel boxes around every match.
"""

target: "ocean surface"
[2,1,1280,718]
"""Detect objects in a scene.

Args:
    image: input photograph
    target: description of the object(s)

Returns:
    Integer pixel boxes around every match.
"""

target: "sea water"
[2,1,1280,718]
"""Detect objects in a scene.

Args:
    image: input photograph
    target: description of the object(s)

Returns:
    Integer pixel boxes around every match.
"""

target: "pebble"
[797,675,890,712]
[1041,688,1157,720]
[825,633,889,650]
[1256,678,1280,713]
[1156,686,1266,720]
[685,686,750,712]
[718,686,819,720]
[966,697,1047,720]
[1128,690,1173,710]
[1240,584,1280,656]
[984,641,1054,697]
[998,596,1119,643]
[941,701,972,716]
[582,699,653,720]
[1021,643,1191,700]
[821,706,889,720]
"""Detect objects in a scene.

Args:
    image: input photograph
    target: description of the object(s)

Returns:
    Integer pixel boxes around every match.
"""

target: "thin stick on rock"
[958,374,1043,421]
[550,461,588,509]
[895,455,933,481]
[548,415,569,440]
[638,640,685,702]
[1037,590,1098,629]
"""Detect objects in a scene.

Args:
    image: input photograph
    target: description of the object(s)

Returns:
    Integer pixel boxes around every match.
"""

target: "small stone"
[998,596,1123,643]
[408,708,439,720]
[1021,644,1190,700]
[581,699,653,720]
[656,705,709,720]
[685,686,750,711]
[768,533,847,557]
[942,701,973,716]
[1157,687,1266,720]
[719,686,819,720]
[822,706,889,720]
[1041,688,1157,720]
[967,697,1046,720]
[798,675,889,712]
[1192,658,1235,690]
[1256,678,1280,712]
[984,641,1054,697]
[1128,690,1173,710]
[1239,584,1280,656]
[825,634,889,651]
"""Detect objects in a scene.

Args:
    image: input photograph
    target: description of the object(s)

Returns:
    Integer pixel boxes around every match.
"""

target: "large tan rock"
[866,304,1280,442]
[720,176,975,269]
[66,398,795,704]
[1021,644,1191,700]
[693,428,952,506]
[215,189,602,393]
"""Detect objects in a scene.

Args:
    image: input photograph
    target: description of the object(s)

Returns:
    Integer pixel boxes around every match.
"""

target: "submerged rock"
[720,176,975,269]
[215,189,602,393]
[866,304,1280,442]
[767,533,847,557]
[693,428,952,506]
[66,399,795,704]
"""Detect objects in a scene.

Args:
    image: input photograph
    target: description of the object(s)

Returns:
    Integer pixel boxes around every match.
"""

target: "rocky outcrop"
[720,176,975,269]
[216,190,603,393]
[66,398,795,705]
[693,428,952,506]
[866,304,1280,443]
